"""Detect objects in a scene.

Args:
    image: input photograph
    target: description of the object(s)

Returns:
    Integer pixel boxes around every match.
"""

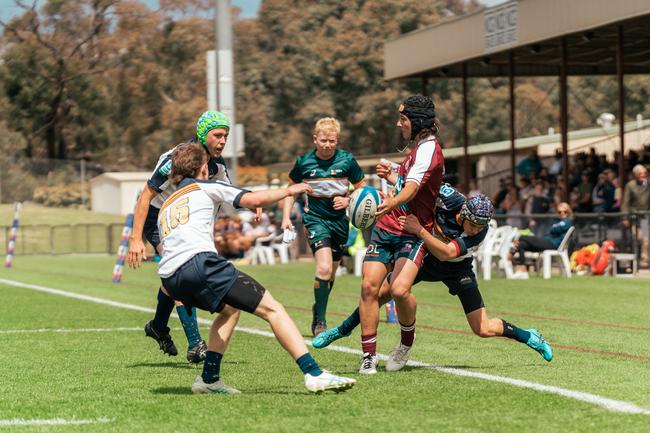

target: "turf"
[0,256,649,432]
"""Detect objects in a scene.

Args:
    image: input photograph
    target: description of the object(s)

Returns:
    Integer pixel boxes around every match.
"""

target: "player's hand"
[127,238,147,269]
[399,214,423,235]
[254,208,263,222]
[375,191,397,218]
[333,196,351,210]
[280,217,294,231]
[288,182,312,196]
[376,161,392,179]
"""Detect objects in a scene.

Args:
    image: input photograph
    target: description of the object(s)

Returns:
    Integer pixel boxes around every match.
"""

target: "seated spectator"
[576,171,594,213]
[510,202,574,279]
[525,180,552,235]
[502,188,525,229]
[242,211,273,247]
[603,169,621,211]
[592,172,615,213]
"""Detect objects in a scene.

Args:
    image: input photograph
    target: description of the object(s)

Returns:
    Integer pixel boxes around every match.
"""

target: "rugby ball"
[348,186,381,229]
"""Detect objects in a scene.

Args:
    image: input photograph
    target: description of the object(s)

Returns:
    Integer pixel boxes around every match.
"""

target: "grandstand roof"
[385,0,650,80]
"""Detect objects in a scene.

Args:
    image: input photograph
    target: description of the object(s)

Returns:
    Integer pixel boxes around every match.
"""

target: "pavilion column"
[462,62,470,191]
[560,37,570,203]
[509,51,516,184]
[617,24,626,185]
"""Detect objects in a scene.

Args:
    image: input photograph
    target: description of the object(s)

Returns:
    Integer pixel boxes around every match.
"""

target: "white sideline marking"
[1,277,649,415]
[0,417,112,426]
[0,327,186,334]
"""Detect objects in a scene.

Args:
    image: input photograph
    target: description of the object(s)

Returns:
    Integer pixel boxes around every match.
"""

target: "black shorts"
[161,252,266,314]
[414,256,485,315]
[143,205,161,249]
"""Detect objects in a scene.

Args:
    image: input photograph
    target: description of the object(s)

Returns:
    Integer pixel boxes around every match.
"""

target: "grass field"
[1,256,649,432]
[0,203,124,226]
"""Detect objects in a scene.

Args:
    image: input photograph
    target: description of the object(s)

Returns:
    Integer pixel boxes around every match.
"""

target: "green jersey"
[289,149,365,220]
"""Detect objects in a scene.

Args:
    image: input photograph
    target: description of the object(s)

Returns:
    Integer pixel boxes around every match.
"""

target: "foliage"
[0,0,649,172]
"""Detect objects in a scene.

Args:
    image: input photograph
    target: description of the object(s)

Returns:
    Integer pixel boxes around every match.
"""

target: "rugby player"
[313,186,553,368]
[281,118,366,336]
[357,95,444,374]
[128,111,235,363]
[158,143,356,394]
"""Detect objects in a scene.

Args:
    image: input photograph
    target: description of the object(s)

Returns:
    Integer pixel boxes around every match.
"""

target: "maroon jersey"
[376,136,444,235]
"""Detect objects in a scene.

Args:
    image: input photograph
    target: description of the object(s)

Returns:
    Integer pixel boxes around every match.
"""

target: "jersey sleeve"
[199,181,250,209]
[147,155,172,193]
[452,228,488,257]
[348,157,365,187]
[288,158,303,184]
[405,139,439,186]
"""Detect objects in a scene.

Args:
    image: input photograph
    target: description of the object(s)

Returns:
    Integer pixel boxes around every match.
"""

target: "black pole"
[462,62,470,192]
[617,24,626,185]
[560,37,570,203]
[509,51,516,185]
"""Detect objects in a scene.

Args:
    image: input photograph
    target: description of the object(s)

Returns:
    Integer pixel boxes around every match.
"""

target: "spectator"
[576,171,594,213]
[510,202,574,279]
[467,178,481,198]
[493,177,511,212]
[621,164,650,266]
[603,169,622,211]
[592,172,615,213]
[549,150,563,177]
[525,180,552,235]
[517,150,543,179]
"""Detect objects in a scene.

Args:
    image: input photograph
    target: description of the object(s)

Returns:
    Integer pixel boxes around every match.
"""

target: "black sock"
[152,288,175,332]
[502,320,531,343]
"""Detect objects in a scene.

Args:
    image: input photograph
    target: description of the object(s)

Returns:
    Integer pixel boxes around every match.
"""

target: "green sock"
[312,277,330,324]
[176,306,202,349]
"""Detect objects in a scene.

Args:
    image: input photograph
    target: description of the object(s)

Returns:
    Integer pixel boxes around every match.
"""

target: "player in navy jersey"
[357,95,444,374]
[128,111,238,363]
[157,143,356,394]
[313,185,553,368]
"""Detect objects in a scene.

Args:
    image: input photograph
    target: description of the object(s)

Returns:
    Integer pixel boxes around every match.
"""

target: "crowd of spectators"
[213,210,279,259]
[491,147,650,231]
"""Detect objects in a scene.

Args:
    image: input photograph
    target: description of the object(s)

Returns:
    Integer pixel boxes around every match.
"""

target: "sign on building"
[485,1,518,52]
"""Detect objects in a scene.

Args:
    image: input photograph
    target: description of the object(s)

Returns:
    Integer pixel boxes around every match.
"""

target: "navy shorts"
[161,252,266,314]
[143,205,161,249]
[414,256,485,315]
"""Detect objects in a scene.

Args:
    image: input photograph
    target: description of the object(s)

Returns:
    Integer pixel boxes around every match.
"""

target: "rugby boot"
[187,340,208,364]
[525,328,553,362]
[312,326,350,349]
[304,371,356,393]
[385,342,413,372]
[144,320,178,356]
[358,352,378,375]
[191,376,241,395]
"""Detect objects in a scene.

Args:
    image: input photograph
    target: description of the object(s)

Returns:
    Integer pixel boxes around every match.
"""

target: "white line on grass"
[0,327,186,334]
[1,277,649,415]
[0,417,112,426]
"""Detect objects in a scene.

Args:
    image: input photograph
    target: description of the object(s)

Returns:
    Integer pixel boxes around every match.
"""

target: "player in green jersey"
[281,118,366,336]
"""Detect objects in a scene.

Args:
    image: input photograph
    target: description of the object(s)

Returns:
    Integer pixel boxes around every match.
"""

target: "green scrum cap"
[196,110,231,146]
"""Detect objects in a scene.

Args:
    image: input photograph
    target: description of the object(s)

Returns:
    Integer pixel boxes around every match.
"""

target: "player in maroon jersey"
[357,95,444,374]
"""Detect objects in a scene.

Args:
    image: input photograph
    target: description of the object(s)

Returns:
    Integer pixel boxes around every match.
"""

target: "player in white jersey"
[157,143,356,394]
[128,111,236,364]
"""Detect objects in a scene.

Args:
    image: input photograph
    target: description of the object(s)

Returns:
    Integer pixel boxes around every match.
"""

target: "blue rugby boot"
[526,328,553,362]
[312,326,350,349]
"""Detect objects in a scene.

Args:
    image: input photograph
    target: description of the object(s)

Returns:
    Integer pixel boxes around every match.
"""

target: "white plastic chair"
[247,234,276,265]
[271,234,290,264]
[475,225,513,280]
[497,227,518,279]
[354,249,366,277]
[525,226,575,279]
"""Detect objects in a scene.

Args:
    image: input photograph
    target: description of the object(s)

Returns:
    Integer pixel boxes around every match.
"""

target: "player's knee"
[389,283,411,300]
[360,280,380,301]
[256,297,285,322]
[315,262,332,279]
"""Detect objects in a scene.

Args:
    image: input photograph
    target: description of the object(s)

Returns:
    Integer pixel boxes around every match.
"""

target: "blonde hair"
[632,164,647,176]
[557,202,573,218]
[313,117,341,137]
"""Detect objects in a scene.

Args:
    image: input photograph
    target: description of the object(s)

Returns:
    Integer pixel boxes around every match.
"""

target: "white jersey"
[157,178,248,278]
[148,146,231,209]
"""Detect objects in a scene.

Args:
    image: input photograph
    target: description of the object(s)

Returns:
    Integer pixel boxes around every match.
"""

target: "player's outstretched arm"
[240,183,312,209]
[399,214,458,261]
[127,185,158,269]
[376,160,397,185]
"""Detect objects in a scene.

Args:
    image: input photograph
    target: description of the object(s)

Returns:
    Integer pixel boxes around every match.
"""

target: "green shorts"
[302,212,349,261]
[363,226,425,267]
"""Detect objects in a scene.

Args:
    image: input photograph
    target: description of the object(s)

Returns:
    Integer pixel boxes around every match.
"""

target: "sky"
[0,0,262,22]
